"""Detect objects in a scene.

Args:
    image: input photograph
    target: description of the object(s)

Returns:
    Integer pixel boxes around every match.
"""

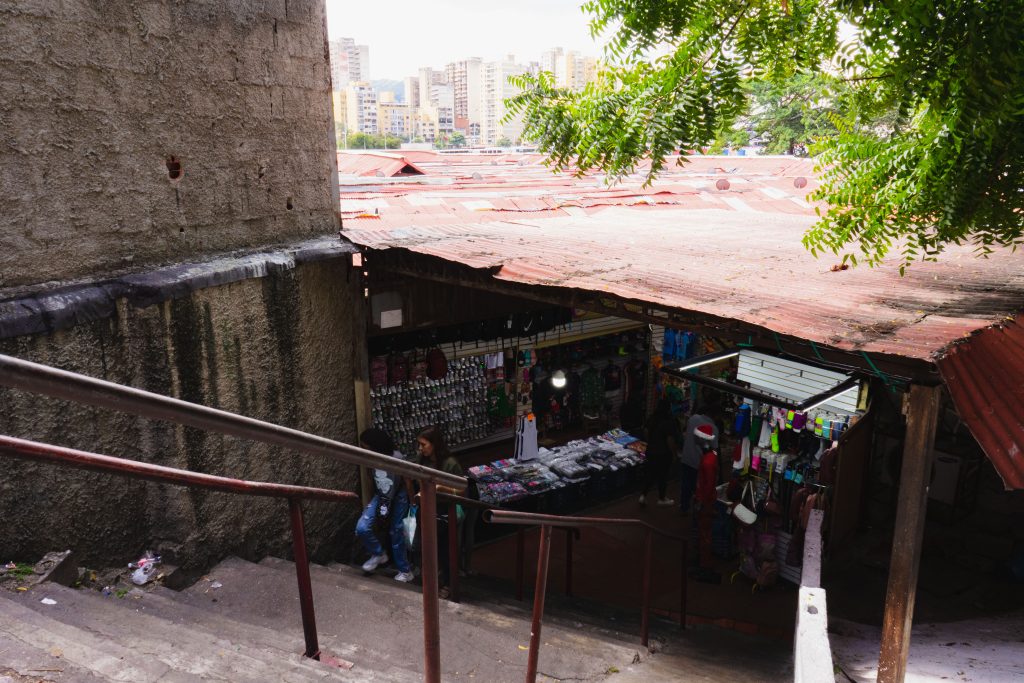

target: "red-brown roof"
[336,152,425,177]
[340,153,1024,362]
[339,152,1024,489]
[938,318,1024,490]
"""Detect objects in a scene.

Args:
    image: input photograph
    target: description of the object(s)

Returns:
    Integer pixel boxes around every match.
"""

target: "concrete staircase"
[0,556,653,682]
[0,555,791,682]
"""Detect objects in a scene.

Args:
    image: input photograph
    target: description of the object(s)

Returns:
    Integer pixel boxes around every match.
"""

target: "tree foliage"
[342,132,405,150]
[508,0,1024,269]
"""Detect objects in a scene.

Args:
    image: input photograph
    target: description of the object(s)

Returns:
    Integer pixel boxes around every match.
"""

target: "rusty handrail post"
[516,528,525,601]
[525,525,553,683]
[680,539,688,629]
[448,499,460,603]
[564,528,574,597]
[640,528,653,648]
[419,481,442,683]
[288,498,320,659]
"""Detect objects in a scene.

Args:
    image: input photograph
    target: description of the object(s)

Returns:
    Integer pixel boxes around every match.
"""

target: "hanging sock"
[758,418,773,449]
[770,428,780,453]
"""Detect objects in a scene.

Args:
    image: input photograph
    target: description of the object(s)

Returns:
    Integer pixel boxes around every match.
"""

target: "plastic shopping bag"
[403,505,418,547]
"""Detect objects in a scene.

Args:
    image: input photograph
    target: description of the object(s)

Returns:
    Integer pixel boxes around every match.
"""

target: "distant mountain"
[371,79,405,102]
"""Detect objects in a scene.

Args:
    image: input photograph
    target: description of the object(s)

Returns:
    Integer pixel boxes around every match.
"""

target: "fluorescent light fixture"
[551,369,567,389]
[669,349,740,372]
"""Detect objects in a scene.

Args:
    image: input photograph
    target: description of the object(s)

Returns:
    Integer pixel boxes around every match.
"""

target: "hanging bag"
[402,504,418,548]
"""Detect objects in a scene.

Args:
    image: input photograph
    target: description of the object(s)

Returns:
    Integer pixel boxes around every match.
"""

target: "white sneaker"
[361,553,388,572]
[638,494,646,505]
[394,571,414,583]
[657,498,676,506]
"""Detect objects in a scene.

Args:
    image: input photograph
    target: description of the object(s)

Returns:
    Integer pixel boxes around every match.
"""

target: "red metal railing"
[436,492,579,606]
[483,508,688,683]
[0,434,358,661]
[0,353,467,683]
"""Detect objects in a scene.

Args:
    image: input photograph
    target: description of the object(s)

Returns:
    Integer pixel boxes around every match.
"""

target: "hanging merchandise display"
[370,355,492,457]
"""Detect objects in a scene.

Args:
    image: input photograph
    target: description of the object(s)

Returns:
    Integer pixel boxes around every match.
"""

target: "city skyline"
[325,0,602,80]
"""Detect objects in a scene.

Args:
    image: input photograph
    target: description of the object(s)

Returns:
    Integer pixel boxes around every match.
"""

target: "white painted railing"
[794,509,834,683]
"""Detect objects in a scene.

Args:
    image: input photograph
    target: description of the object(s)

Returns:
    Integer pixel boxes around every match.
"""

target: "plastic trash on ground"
[129,550,162,586]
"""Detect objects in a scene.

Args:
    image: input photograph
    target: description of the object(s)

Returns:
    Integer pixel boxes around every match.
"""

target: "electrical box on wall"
[370,291,403,329]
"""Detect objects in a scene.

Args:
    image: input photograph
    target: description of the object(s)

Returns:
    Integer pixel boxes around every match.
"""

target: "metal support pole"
[680,540,688,628]
[448,500,460,603]
[288,498,320,660]
[420,482,442,683]
[525,525,553,683]
[640,528,653,648]
[516,528,525,601]
[564,528,574,597]
[878,384,942,683]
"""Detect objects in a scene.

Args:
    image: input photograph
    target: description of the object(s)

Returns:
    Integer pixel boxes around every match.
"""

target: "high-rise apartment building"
[417,67,447,109]
[540,47,564,83]
[404,76,420,108]
[559,51,599,91]
[477,56,528,145]
[329,38,370,91]
[345,81,378,134]
[445,58,482,128]
[377,92,413,139]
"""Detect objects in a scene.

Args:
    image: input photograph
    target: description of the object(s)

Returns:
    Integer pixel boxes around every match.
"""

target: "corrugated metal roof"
[938,317,1024,490]
[336,152,425,177]
[340,152,1024,488]
[345,203,1024,361]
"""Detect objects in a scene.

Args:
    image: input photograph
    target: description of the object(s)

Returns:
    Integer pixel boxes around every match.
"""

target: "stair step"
[0,630,104,682]
[318,556,671,649]
[0,590,196,682]
[0,583,342,682]
[214,555,646,682]
[177,557,419,682]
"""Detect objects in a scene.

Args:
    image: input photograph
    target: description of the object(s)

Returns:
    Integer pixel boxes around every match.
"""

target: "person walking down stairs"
[355,428,414,583]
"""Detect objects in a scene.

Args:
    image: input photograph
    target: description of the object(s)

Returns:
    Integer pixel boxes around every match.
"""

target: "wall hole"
[286,197,294,210]
[166,156,183,180]
[806,605,818,615]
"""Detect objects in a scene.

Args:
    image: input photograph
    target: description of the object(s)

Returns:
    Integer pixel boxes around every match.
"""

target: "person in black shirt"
[639,399,679,506]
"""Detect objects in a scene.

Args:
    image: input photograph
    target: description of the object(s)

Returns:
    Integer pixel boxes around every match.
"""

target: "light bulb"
[551,369,567,388]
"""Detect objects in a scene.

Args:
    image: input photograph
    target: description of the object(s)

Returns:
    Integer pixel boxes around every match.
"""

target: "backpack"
[370,356,389,388]
[388,353,409,384]
[426,348,448,380]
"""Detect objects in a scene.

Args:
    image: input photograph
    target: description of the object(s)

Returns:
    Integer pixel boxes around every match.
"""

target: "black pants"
[642,451,671,499]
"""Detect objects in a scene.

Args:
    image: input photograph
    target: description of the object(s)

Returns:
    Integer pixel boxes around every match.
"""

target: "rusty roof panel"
[340,154,1024,363]
[938,318,1024,490]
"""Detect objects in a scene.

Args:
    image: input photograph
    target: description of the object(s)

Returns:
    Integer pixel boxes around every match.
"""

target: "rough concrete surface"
[0,0,339,288]
[829,612,1024,682]
[0,258,363,570]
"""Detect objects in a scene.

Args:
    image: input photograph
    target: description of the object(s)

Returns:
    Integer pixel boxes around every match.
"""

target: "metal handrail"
[484,507,689,683]
[0,434,359,664]
[0,352,457,683]
[0,435,359,502]
[486,509,686,539]
[0,353,466,489]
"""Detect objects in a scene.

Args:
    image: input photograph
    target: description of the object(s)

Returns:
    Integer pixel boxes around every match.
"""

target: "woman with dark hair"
[355,428,414,583]
[639,398,679,506]
[417,426,464,599]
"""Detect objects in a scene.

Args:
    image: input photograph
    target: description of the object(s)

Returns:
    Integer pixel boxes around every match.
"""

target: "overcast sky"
[325,0,603,80]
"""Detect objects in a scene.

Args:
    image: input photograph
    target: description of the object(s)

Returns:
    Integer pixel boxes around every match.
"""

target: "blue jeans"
[356,490,410,572]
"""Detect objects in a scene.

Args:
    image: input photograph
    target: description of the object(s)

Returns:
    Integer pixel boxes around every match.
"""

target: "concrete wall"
[0,258,364,569]
[0,0,339,289]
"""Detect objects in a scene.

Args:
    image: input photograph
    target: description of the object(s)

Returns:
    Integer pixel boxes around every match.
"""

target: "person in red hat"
[693,423,720,581]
